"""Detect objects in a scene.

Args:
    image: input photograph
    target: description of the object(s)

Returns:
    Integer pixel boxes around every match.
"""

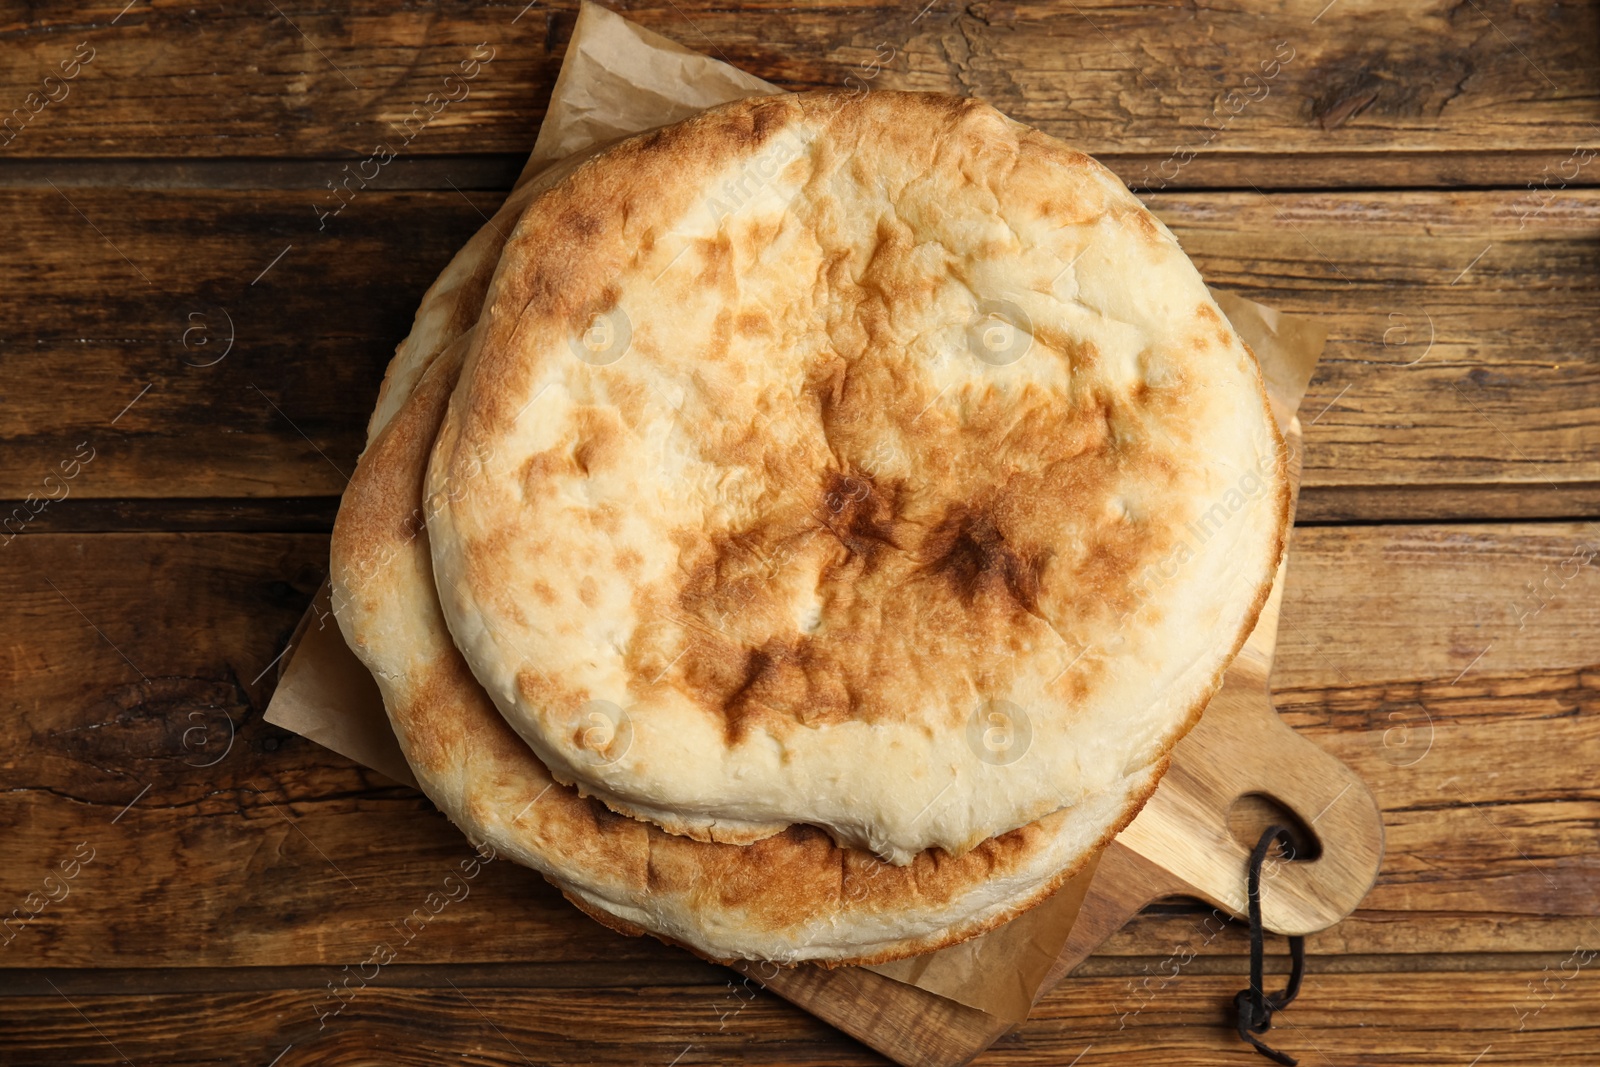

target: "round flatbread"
[425,90,1288,864]
[423,91,1288,864]
[331,326,1164,964]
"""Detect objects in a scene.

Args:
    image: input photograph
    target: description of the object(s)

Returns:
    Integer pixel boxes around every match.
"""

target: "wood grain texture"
[0,0,1595,189]
[4,187,1598,520]
[0,187,483,502]
[0,525,1593,972]
[1152,190,1600,512]
[0,496,341,533]
[0,967,1595,1066]
[2,4,1596,1056]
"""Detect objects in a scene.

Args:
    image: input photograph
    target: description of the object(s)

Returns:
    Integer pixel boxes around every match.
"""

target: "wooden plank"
[3,949,1583,991]
[0,187,483,500]
[0,1,1595,189]
[1274,523,1600,691]
[0,963,720,995]
[0,535,722,969]
[0,497,340,533]
[0,524,1595,970]
[0,155,528,191]
[0,985,879,1067]
[4,187,1598,520]
[0,968,1595,1065]
[1021,967,1600,1066]
[1149,190,1600,511]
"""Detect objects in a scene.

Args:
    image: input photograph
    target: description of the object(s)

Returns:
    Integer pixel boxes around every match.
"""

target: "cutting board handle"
[1115,557,1385,935]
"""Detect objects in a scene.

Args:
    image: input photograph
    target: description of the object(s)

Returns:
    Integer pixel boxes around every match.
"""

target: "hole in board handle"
[1226,793,1322,862]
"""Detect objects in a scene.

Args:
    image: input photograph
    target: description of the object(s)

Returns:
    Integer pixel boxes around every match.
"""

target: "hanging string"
[1232,825,1306,1066]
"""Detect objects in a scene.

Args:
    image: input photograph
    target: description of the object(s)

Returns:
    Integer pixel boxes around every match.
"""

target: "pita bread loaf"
[330,325,1165,964]
[425,91,1289,864]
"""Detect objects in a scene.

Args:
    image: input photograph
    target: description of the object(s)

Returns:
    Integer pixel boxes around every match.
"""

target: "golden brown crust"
[557,752,1165,970]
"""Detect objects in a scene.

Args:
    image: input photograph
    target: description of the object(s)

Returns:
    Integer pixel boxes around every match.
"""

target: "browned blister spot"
[816,469,904,563]
[519,447,576,495]
[515,665,576,714]
[401,662,465,777]
[722,637,853,739]
[735,309,771,336]
[560,207,603,240]
[916,503,1046,616]
[465,519,542,628]
[571,408,625,475]
[1124,207,1166,246]
[691,233,736,292]
[617,251,1200,737]
[1060,333,1102,373]
[602,372,652,430]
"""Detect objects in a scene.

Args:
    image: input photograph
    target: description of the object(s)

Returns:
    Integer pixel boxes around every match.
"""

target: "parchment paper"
[265,0,1327,1028]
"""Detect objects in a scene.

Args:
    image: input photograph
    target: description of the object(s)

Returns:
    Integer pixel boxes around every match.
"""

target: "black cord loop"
[1231,825,1306,1066]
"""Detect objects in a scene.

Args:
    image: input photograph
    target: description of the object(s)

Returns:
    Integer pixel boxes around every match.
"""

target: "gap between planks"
[3,153,1599,194]
[4,488,1598,534]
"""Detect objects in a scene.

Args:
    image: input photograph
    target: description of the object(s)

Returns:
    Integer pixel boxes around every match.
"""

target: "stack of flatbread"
[330,91,1288,965]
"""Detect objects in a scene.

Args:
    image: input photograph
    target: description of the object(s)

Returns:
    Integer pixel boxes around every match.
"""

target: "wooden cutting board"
[749,420,1385,1066]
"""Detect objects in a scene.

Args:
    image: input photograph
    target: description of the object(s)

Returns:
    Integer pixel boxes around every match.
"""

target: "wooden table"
[3,2,1597,1063]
